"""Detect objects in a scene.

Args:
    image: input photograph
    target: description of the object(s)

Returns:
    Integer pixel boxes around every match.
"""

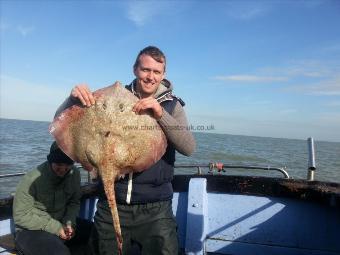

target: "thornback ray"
[49,81,167,254]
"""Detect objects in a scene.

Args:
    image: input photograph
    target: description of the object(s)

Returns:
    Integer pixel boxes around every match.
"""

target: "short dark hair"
[133,46,166,72]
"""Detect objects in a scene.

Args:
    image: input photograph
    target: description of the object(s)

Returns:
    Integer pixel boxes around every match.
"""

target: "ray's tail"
[103,178,123,255]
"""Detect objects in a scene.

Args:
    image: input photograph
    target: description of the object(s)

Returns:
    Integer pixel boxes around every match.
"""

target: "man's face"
[134,54,165,98]
[51,163,73,177]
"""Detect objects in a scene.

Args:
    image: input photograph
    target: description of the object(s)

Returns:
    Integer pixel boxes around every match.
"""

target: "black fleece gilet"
[114,98,177,204]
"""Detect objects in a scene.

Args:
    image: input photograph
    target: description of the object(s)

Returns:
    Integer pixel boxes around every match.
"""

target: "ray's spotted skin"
[49,82,167,254]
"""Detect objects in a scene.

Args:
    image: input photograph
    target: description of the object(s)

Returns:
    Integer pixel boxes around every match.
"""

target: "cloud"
[214,75,287,83]
[224,1,270,20]
[0,21,35,36]
[250,100,271,105]
[125,1,173,26]
[299,0,328,8]
[215,59,340,96]
[285,67,328,78]
[308,78,340,96]
[326,101,340,107]
[279,109,298,115]
[284,60,338,78]
[222,0,330,21]
[286,76,340,96]
[258,59,338,78]
[17,25,35,37]
[321,43,340,53]
[214,59,337,84]
[0,22,10,32]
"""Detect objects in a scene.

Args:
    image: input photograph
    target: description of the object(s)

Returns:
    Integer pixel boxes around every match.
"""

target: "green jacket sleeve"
[61,168,81,228]
[13,174,63,235]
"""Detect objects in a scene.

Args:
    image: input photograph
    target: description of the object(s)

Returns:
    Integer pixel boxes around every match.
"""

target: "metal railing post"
[307,137,316,181]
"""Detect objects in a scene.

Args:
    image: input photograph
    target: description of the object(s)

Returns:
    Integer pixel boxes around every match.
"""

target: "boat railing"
[0,163,289,182]
[0,172,26,178]
[174,163,290,178]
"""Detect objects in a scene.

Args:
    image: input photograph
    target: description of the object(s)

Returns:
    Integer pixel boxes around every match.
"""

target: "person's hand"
[132,98,163,119]
[64,224,75,240]
[58,227,68,240]
[71,84,95,107]
[58,225,74,240]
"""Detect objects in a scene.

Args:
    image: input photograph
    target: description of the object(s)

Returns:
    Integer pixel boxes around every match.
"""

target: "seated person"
[13,141,80,255]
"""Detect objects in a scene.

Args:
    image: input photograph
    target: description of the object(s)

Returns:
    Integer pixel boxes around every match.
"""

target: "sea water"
[1,118,339,198]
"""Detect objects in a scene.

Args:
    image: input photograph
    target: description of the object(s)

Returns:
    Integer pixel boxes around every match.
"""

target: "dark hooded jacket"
[13,162,80,235]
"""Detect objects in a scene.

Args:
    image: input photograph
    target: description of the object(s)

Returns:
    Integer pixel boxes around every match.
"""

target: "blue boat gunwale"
[1,174,340,219]
[172,175,340,207]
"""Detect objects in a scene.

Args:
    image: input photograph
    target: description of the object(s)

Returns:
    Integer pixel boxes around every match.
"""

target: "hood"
[129,79,173,100]
[154,79,173,98]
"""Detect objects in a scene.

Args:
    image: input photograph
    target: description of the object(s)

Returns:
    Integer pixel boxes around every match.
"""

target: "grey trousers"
[89,200,179,255]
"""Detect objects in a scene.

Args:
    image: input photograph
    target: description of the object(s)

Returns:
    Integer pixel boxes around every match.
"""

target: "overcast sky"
[1,0,340,142]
